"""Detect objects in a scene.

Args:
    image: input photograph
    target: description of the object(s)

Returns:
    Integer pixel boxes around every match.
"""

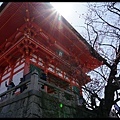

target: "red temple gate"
[0,2,103,95]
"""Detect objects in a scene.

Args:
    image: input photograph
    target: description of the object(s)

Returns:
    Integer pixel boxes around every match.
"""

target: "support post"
[29,69,39,91]
[24,56,30,75]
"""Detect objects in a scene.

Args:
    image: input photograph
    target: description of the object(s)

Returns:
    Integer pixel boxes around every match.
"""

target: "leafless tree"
[80,2,120,118]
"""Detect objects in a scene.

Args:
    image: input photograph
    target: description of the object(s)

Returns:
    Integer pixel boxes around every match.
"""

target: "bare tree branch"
[95,10,120,31]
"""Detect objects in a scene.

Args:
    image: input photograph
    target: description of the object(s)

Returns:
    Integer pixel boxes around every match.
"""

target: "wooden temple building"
[0,2,103,95]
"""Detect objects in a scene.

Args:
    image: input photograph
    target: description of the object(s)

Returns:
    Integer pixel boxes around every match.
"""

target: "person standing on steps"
[5,80,15,90]
[5,80,16,95]
[19,78,27,93]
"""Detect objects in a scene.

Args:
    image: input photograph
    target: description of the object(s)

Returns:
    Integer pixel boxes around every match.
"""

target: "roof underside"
[0,2,103,73]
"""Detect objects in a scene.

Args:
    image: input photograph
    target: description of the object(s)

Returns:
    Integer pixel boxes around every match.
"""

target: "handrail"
[0,72,77,103]
[38,78,75,97]
[0,79,30,98]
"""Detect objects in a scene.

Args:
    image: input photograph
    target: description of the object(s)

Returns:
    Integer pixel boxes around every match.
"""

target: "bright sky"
[0,2,2,6]
[50,2,88,34]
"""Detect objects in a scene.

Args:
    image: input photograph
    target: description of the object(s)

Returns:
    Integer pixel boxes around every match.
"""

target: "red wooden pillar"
[69,76,73,92]
[44,63,49,93]
[23,45,30,75]
[0,67,3,85]
[24,56,30,75]
[0,73,2,86]
[79,86,83,96]
[9,65,15,82]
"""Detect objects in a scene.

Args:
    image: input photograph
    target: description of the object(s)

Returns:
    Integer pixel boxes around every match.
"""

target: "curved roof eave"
[60,11,105,64]
[0,2,104,66]
[0,2,8,12]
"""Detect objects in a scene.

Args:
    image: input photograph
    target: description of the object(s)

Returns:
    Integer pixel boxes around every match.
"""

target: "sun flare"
[50,2,88,35]
[50,2,73,18]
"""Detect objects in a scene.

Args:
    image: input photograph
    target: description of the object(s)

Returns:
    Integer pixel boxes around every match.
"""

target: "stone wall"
[0,89,78,118]
[0,70,98,118]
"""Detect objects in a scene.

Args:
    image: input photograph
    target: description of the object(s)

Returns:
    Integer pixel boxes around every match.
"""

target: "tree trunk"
[104,84,114,117]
